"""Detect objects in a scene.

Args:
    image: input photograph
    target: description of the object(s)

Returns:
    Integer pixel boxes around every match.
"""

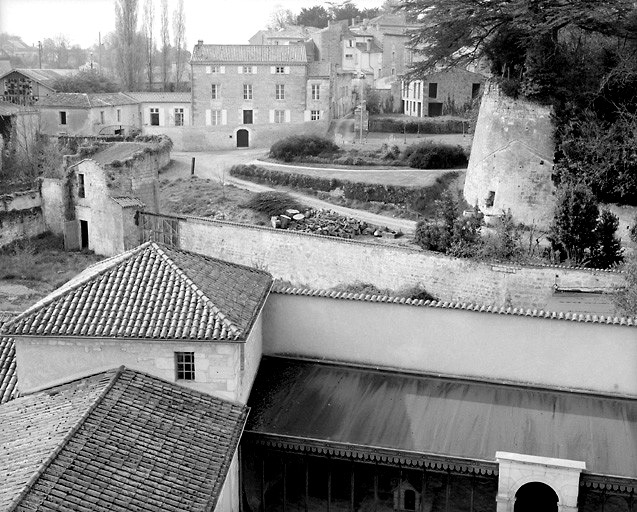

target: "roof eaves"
[7,367,124,512]
[271,283,637,327]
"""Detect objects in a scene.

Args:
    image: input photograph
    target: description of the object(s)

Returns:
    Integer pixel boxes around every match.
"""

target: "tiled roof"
[126,91,191,103]
[192,44,308,63]
[271,283,637,327]
[2,242,273,341]
[110,195,146,208]
[0,367,248,512]
[89,142,152,165]
[0,312,17,404]
[37,92,138,108]
[0,68,77,88]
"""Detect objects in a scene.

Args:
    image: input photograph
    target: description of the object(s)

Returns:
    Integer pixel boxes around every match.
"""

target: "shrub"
[404,142,468,169]
[270,135,339,162]
[242,191,306,217]
[369,118,465,134]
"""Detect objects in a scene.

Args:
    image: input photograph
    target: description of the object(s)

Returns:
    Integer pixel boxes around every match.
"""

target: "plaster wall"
[138,102,191,128]
[14,336,246,402]
[262,293,637,396]
[465,83,556,228]
[175,216,625,310]
[41,178,66,235]
[39,105,137,136]
[143,120,329,151]
[240,313,263,403]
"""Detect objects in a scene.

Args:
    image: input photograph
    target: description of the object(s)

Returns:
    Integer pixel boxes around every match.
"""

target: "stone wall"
[464,82,556,229]
[162,215,625,311]
[143,120,329,151]
[40,178,67,235]
[0,206,46,248]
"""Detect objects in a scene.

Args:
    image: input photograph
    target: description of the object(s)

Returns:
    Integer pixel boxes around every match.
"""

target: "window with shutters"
[243,65,254,74]
[244,83,253,100]
[275,66,285,74]
[275,84,285,100]
[211,110,222,125]
[274,110,285,123]
[211,84,219,99]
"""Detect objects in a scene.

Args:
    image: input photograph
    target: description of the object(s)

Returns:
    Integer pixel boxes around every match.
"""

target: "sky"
[0,0,387,49]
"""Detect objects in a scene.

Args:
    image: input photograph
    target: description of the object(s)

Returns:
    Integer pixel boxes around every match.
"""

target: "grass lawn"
[0,233,104,312]
[258,159,464,188]
[160,176,271,225]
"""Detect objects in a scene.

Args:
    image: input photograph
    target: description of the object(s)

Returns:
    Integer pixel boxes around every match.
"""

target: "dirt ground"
[0,234,103,312]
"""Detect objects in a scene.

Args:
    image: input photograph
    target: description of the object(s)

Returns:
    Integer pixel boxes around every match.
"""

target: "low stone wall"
[143,213,626,311]
[0,189,41,212]
[0,206,46,248]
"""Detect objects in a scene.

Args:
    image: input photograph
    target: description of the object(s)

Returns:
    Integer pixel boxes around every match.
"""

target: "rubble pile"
[271,209,376,239]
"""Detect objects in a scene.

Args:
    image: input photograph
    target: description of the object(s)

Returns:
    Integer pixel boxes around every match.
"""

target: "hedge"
[270,135,339,162]
[230,164,459,212]
[369,118,466,134]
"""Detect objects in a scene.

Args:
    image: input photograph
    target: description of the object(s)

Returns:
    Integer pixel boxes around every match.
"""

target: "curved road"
[165,150,417,233]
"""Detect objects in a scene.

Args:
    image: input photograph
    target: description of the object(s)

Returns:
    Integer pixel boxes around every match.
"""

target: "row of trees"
[113,0,188,91]
[268,0,396,30]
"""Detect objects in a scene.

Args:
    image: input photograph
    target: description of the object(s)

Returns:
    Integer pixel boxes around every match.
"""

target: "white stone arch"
[510,476,563,506]
[495,452,585,512]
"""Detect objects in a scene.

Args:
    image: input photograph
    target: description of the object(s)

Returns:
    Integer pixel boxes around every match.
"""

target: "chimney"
[366,39,372,52]
[197,40,203,46]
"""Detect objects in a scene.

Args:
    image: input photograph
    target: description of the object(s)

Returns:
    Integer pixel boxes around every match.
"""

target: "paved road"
[163,150,417,233]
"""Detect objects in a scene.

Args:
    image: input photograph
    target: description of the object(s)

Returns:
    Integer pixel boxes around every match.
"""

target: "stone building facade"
[189,43,330,149]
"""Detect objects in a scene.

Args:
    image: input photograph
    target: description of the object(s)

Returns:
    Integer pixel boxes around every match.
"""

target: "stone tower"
[464,82,556,229]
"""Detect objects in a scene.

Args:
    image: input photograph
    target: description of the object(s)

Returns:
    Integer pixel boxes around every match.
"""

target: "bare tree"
[160,0,170,91]
[114,0,140,90]
[172,0,186,87]
[267,6,296,30]
[143,0,155,90]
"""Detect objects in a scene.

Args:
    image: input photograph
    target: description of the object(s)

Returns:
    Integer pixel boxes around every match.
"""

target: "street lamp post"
[359,73,366,144]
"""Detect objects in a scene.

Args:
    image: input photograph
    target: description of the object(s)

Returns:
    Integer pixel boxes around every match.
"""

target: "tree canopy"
[52,70,120,93]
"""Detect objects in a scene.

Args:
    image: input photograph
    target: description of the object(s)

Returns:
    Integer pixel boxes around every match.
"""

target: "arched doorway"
[237,129,249,148]
[514,482,558,512]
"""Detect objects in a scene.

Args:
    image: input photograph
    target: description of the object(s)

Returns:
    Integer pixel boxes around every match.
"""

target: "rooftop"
[37,92,139,108]
[0,312,17,404]
[126,91,191,103]
[0,366,248,511]
[247,357,637,481]
[192,44,308,64]
[2,242,273,341]
[0,68,77,89]
[89,141,153,165]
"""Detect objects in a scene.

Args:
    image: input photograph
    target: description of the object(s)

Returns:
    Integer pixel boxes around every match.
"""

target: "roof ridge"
[150,243,241,337]
[7,367,125,512]
[271,282,637,327]
[0,243,151,335]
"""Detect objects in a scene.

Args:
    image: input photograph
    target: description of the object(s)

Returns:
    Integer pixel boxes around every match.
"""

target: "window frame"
[243,83,253,100]
[311,84,320,100]
[174,108,184,126]
[311,110,320,121]
[274,109,286,123]
[59,111,67,125]
[149,107,160,126]
[77,173,85,198]
[211,110,222,125]
[428,83,438,99]
[275,84,285,100]
[211,83,220,100]
[275,66,285,74]
[175,352,195,381]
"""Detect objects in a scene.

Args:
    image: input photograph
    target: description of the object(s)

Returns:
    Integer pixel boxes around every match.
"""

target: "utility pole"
[98,32,102,75]
[359,73,366,144]
[38,41,42,69]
